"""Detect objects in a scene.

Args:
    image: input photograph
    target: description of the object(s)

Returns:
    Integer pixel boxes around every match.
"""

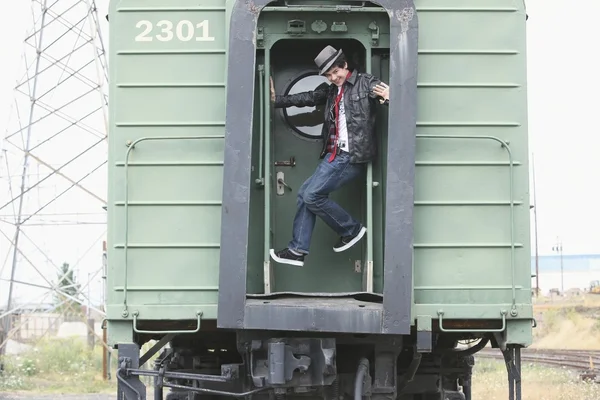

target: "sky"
[523,0,600,256]
[0,0,599,309]
[0,0,110,311]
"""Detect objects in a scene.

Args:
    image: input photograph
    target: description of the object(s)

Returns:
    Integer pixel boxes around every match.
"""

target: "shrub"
[0,336,115,393]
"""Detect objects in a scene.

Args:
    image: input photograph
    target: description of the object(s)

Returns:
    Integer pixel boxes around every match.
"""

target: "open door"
[268,39,371,294]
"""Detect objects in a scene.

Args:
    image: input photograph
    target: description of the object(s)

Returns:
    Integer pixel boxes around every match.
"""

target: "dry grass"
[531,293,600,350]
[533,292,600,308]
[472,293,600,398]
[3,295,600,397]
[472,358,600,400]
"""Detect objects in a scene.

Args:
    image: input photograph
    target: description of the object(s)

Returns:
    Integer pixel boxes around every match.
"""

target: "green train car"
[106,0,533,399]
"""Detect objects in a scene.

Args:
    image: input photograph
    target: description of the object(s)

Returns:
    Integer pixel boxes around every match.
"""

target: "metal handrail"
[364,46,374,293]
[121,135,224,317]
[437,310,507,333]
[416,134,519,316]
[256,64,265,186]
[263,52,273,294]
[132,310,203,334]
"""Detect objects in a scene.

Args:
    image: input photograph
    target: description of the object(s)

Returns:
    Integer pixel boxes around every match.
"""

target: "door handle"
[277,178,292,191]
[276,171,292,195]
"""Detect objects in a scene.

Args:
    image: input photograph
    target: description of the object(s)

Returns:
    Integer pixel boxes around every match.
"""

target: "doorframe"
[218,0,418,335]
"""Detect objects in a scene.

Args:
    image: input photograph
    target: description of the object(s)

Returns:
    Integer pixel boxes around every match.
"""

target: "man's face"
[325,62,349,87]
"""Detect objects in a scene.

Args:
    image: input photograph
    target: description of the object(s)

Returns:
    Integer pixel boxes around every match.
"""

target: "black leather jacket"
[274,69,388,164]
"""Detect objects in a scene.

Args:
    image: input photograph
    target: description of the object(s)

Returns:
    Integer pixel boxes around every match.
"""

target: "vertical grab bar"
[256,65,265,186]
[364,47,374,293]
[263,51,274,294]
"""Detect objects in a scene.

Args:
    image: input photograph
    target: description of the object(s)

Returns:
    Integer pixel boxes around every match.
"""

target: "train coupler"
[248,338,337,388]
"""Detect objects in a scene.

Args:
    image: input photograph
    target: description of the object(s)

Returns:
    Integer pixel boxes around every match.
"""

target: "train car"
[106,0,533,399]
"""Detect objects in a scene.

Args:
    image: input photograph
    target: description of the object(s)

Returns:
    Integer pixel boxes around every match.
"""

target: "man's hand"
[270,76,275,102]
[373,82,389,101]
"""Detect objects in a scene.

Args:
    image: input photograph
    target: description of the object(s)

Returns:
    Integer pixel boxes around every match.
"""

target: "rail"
[438,310,507,333]
[132,310,202,334]
[121,135,224,318]
[417,134,518,316]
[263,52,273,294]
[476,348,600,376]
[364,46,374,293]
[256,65,265,186]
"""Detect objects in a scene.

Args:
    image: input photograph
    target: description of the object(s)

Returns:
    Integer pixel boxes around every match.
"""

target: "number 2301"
[135,20,215,42]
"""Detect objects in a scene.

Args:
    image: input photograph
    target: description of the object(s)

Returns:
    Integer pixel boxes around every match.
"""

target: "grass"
[469,293,600,399]
[472,358,600,400]
[0,336,117,394]
[3,295,600,397]
[532,293,600,349]
[5,348,600,399]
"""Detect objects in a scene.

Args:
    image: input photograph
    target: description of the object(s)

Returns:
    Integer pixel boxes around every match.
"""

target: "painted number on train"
[135,20,215,42]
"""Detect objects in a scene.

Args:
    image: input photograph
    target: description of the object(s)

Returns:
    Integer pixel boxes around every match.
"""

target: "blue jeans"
[288,151,365,254]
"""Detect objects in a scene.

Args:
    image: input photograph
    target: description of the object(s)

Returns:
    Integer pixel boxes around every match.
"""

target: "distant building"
[0,302,104,343]
[531,254,600,273]
[565,288,583,297]
[531,254,600,294]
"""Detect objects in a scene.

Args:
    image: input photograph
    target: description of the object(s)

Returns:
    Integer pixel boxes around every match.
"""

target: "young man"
[269,45,390,267]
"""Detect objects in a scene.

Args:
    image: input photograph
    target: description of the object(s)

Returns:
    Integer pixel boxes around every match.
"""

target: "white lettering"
[134,19,216,42]
[177,20,195,41]
[134,20,153,42]
[156,20,174,41]
[195,20,214,42]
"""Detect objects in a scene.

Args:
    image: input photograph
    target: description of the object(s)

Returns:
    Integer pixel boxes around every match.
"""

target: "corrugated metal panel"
[106,0,227,321]
[413,1,530,313]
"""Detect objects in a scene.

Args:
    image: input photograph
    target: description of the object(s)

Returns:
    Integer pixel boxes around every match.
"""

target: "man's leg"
[269,171,317,267]
[301,152,366,252]
[288,176,316,253]
[270,152,365,267]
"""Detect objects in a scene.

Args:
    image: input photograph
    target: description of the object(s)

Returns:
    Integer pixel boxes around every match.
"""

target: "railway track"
[475,347,600,380]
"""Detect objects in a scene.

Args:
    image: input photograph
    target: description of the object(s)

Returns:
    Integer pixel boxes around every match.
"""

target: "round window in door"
[283,73,330,140]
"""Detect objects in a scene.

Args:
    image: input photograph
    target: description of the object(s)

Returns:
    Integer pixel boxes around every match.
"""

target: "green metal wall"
[412,1,532,342]
[106,0,231,328]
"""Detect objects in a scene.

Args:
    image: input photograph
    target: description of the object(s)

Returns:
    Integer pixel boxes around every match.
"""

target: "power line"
[0,0,108,356]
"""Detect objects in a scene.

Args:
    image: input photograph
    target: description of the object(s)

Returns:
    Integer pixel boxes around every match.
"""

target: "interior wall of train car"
[246,5,390,296]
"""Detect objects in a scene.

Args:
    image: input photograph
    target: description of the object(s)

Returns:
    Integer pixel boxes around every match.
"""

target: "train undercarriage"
[116,330,523,400]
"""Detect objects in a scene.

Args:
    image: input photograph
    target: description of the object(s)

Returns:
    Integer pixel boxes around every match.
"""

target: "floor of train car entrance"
[269,39,368,294]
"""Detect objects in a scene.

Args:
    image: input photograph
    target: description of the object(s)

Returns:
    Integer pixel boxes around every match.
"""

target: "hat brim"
[318,48,343,75]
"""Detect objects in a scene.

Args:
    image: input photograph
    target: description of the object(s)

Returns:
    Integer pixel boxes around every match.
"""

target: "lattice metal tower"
[0,0,109,354]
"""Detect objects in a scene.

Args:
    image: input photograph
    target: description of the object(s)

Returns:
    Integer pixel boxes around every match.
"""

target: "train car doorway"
[267,39,386,294]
